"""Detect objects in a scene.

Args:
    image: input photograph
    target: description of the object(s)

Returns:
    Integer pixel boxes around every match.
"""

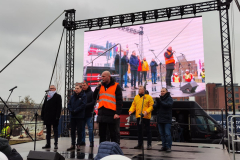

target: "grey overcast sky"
[0,0,240,103]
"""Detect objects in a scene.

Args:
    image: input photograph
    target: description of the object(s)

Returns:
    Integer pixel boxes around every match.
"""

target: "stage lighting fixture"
[180,6,184,17]
[87,19,92,30]
[109,16,113,27]
[193,4,196,16]
[142,11,147,23]
[98,18,103,28]
[131,13,135,24]
[154,10,158,21]
[166,8,171,19]
[120,15,124,26]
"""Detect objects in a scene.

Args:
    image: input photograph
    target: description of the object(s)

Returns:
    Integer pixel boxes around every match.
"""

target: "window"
[235,87,239,92]
[195,116,207,131]
[235,93,239,98]
[236,99,239,103]
[207,118,215,132]
[228,94,232,98]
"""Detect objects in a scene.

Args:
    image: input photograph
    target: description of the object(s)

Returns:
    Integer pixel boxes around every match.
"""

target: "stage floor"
[11,137,232,160]
[92,82,206,98]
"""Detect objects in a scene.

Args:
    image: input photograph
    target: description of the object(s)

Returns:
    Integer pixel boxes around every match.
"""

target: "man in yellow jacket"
[129,86,154,150]
[141,57,149,85]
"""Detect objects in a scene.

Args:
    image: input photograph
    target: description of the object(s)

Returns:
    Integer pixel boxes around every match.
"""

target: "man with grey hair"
[41,85,62,149]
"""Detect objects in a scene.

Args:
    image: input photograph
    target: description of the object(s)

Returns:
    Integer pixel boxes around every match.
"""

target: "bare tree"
[53,62,63,94]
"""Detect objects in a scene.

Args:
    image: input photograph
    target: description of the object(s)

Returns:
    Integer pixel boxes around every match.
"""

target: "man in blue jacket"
[129,51,139,89]
[67,84,87,151]
[150,58,158,84]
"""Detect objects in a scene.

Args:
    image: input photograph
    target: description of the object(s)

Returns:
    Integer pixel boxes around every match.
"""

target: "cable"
[0,11,65,74]
[30,28,65,122]
[156,18,194,58]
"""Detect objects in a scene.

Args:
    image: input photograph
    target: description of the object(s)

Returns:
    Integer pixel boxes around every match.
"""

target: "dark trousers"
[141,71,147,82]
[106,118,120,145]
[46,124,58,145]
[131,70,137,87]
[99,122,117,144]
[166,69,173,86]
[71,118,83,145]
[136,118,152,146]
[138,71,142,85]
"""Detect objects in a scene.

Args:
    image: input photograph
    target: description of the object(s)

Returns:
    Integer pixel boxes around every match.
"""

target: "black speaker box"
[180,81,198,93]
[27,151,65,160]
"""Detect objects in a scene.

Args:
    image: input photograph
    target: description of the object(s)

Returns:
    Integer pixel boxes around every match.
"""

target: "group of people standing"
[117,50,159,91]
[40,70,174,153]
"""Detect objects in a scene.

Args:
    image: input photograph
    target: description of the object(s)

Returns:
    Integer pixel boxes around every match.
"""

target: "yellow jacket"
[142,60,149,71]
[129,94,154,119]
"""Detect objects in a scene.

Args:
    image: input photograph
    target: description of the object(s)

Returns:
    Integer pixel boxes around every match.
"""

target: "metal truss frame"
[62,0,236,135]
[62,9,76,137]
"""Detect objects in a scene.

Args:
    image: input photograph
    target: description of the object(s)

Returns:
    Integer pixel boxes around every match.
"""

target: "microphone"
[97,80,102,89]
[45,89,50,92]
[180,53,184,55]
[9,86,17,91]
[149,49,154,52]
[134,43,139,45]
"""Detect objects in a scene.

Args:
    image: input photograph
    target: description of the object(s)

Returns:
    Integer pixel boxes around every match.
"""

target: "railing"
[227,115,240,160]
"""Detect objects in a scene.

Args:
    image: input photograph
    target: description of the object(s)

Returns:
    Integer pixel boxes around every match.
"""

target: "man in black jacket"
[153,87,173,152]
[67,85,87,151]
[81,82,95,147]
[41,85,62,149]
[93,71,123,144]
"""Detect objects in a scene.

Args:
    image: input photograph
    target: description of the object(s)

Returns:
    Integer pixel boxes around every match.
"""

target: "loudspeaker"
[27,151,65,160]
[180,81,198,93]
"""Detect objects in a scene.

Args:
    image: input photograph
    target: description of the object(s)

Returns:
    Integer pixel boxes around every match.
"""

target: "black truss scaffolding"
[218,0,236,119]
[62,9,76,137]
[62,0,235,135]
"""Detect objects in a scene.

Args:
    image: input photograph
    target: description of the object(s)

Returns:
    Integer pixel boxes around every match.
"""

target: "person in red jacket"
[183,69,193,82]
[137,55,142,86]
[172,73,180,83]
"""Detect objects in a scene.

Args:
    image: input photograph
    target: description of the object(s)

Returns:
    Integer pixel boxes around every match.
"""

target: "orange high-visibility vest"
[184,73,193,82]
[173,76,180,82]
[98,83,118,111]
[165,51,175,64]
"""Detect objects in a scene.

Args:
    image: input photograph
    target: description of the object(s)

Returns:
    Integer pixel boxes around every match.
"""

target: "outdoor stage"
[11,137,232,160]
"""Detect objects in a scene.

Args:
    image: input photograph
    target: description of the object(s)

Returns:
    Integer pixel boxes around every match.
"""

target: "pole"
[221,109,224,150]
[34,112,38,151]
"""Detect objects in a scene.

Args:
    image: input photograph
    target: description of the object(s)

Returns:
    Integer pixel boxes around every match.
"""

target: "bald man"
[164,46,175,88]
[93,71,123,144]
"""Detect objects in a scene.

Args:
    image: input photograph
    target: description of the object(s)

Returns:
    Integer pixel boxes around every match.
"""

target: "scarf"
[47,91,56,101]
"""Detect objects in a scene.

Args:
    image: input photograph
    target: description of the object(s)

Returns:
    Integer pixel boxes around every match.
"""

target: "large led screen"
[83,17,205,98]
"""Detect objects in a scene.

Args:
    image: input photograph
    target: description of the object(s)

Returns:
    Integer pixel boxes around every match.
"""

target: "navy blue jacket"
[94,142,123,160]
[68,91,87,118]
[153,92,173,123]
[150,61,158,73]
[129,55,139,70]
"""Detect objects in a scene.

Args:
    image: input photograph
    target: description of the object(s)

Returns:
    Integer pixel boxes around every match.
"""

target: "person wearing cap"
[200,68,205,83]
[0,121,10,139]
[164,46,175,88]
[172,73,180,83]
[183,69,193,82]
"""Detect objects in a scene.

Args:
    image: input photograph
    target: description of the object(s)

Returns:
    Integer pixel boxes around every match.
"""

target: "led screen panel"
[83,17,205,98]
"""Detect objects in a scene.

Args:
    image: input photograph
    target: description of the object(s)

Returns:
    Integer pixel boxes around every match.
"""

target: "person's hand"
[114,114,119,119]
[129,111,132,115]
[97,82,102,89]
[143,111,148,117]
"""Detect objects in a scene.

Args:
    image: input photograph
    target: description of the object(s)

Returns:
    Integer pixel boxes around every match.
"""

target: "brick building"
[195,83,240,111]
